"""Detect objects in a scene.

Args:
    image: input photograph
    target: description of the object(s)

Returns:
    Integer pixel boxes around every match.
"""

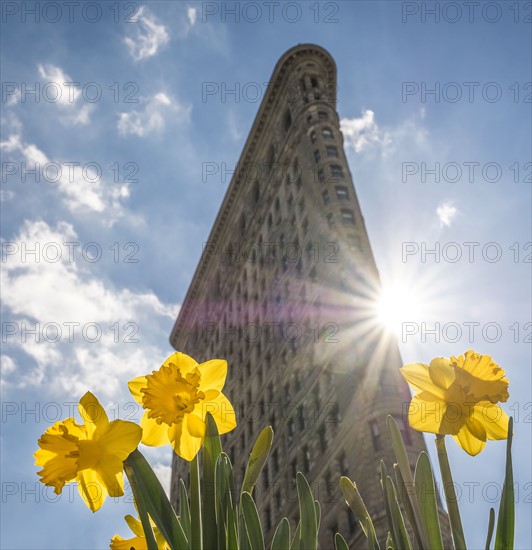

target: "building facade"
[170,44,430,548]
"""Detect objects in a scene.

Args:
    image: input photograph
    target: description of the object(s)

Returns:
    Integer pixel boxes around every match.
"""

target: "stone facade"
[170,44,435,548]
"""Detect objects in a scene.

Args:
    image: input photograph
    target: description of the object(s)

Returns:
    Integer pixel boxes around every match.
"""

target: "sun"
[374,285,423,335]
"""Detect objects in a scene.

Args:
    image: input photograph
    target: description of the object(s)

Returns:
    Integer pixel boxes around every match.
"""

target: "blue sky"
[1,1,530,548]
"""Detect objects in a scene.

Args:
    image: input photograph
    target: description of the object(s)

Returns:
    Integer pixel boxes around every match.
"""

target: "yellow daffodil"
[128,352,237,461]
[110,514,169,550]
[401,350,510,455]
[35,392,142,511]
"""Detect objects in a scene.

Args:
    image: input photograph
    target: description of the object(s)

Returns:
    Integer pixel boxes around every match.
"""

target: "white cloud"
[341,108,429,157]
[341,110,392,153]
[0,190,14,202]
[1,220,179,397]
[124,6,169,61]
[0,127,130,216]
[153,463,172,496]
[118,92,191,137]
[187,7,197,26]
[436,202,458,227]
[37,64,93,125]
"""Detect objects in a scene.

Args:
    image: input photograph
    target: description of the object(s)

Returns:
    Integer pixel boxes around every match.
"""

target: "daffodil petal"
[169,417,203,461]
[96,455,124,498]
[34,419,85,492]
[79,392,108,437]
[140,413,170,447]
[206,392,237,435]
[476,402,510,440]
[428,357,456,390]
[198,359,228,393]
[163,352,198,375]
[99,420,142,460]
[186,413,206,438]
[453,351,509,403]
[407,393,448,434]
[125,515,144,538]
[110,535,146,549]
[128,376,148,405]
[453,421,486,456]
[400,363,445,399]
[77,467,107,512]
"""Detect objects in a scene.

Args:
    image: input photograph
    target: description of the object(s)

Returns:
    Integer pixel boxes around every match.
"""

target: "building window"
[253,182,260,204]
[275,491,282,512]
[325,469,334,497]
[302,445,310,473]
[335,186,349,201]
[340,209,355,225]
[314,149,321,163]
[307,114,312,125]
[288,417,295,439]
[318,423,328,452]
[294,370,301,392]
[338,452,348,476]
[309,266,317,282]
[369,419,382,451]
[284,110,292,131]
[322,127,333,139]
[317,168,325,184]
[329,522,338,548]
[298,405,306,431]
[330,164,344,178]
[393,414,412,445]
[326,145,338,158]
[327,213,334,228]
[310,130,316,144]
[265,506,272,531]
[291,458,298,478]
[272,449,279,473]
[318,110,328,120]
[348,510,358,535]
[322,190,330,205]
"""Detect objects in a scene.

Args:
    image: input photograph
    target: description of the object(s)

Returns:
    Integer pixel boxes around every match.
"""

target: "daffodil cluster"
[34,352,236,513]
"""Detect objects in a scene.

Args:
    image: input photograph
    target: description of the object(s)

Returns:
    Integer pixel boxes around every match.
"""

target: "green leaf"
[271,517,291,550]
[216,453,238,550]
[495,417,514,550]
[380,462,396,547]
[414,452,443,550]
[124,462,158,550]
[241,491,265,550]
[190,454,202,550]
[314,500,321,533]
[387,416,428,549]
[242,427,274,496]
[290,520,301,550]
[203,412,223,550]
[485,508,495,550]
[394,465,423,550]
[334,532,349,550]
[435,435,466,550]
[179,479,191,544]
[124,449,188,550]
[296,472,318,550]
[385,476,412,550]
[339,476,380,550]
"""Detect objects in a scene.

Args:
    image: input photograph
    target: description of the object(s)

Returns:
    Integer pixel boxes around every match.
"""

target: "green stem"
[124,462,159,550]
[435,435,467,550]
[124,449,188,550]
[190,454,202,550]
